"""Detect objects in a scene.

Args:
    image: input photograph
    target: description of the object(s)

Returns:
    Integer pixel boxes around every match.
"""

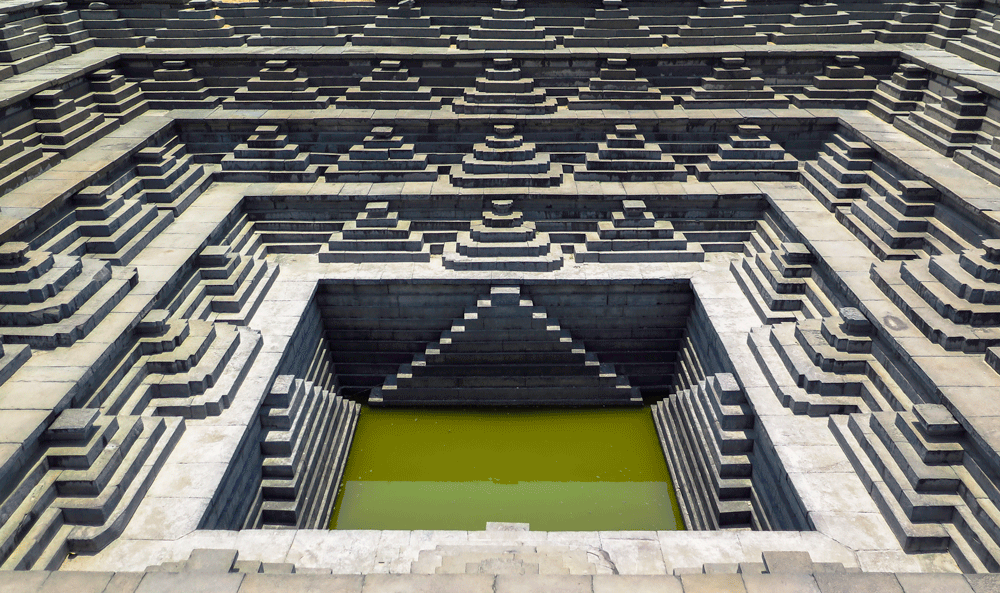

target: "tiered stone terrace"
[8,0,1000,590]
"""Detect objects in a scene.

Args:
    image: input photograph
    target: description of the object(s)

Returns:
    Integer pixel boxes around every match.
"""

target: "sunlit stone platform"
[7,0,1000,589]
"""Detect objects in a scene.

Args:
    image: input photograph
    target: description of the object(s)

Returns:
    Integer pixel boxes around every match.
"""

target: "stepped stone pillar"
[569,58,673,110]
[450,124,562,188]
[696,125,798,181]
[320,201,431,263]
[574,124,686,182]
[680,57,788,109]
[574,199,705,263]
[443,200,563,271]
[452,58,557,115]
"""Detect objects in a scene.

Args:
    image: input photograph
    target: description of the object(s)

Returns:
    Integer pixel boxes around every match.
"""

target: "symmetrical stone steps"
[730,218,833,324]
[895,85,989,156]
[257,373,359,528]
[574,199,704,263]
[801,135,876,211]
[0,17,72,78]
[30,88,120,158]
[695,126,798,182]
[747,308,914,416]
[373,286,640,406]
[867,63,930,123]
[219,125,321,183]
[0,244,137,349]
[83,68,147,125]
[871,241,1000,352]
[140,60,221,109]
[0,409,183,569]
[830,405,1000,571]
[321,201,432,263]
[653,373,755,530]
[835,177,972,262]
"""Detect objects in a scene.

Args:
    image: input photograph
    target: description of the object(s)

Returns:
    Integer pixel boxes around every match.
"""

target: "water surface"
[329,407,685,531]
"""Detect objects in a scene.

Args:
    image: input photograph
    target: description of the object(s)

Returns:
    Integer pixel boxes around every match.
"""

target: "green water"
[329,407,685,531]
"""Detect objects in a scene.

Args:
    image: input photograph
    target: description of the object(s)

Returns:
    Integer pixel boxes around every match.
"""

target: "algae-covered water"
[329,407,685,531]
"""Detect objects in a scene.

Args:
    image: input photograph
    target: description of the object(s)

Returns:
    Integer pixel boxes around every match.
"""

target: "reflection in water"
[329,407,685,531]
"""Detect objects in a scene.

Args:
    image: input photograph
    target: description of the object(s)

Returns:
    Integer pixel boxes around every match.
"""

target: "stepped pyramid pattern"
[453,58,557,115]
[336,60,441,110]
[573,200,704,263]
[680,58,789,109]
[373,286,640,406]
[13,0,1000,586]
[458,0,556,50]
[569,57,672,110]
[450,124,562,187]
[575,124,686,182]
[443,199,562,271]
[320,201,431,262]
[224,60,328,110]
[326,126,436,182]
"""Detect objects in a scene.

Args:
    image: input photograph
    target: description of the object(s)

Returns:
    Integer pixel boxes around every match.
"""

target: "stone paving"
[7,0,1000,589]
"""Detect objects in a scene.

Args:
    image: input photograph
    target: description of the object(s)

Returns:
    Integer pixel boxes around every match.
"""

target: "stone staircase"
[574,125,686,182]
[568,57,672,110]
[748,308,915,415]
[790,55,879,109]
[326,126,437,183]
[730,223,834,324]
[0,407,183,570]
[146,3,247,48]
[867,63,930,123]
[667,2,766,47]
[457,0,556,50]
[830,404,1000,571]
[224,60,328,111]
[140,60,221,110]
[679,58,788,109]
[452,58,557,115]
[336,60,442,110]
[871,240,1000,352]
[695,126,798,182]
[563,0,661,48]
[449,125,562,188]
[573,199,704,263]
[371,286,641,406]
[0,242,137,349]
[320,201,432,263]
[835,177,972,261]
[31,88,120,158]
[350,2,450,48]
[219,125,321,183]
[258,374,359,528]
[801,134,876,211]
[38,172,175,267]
[247,6,347,47]
[769,3,876,45]
[653,373,755,530]
[442,200,563,271]
[895,85,988,156]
